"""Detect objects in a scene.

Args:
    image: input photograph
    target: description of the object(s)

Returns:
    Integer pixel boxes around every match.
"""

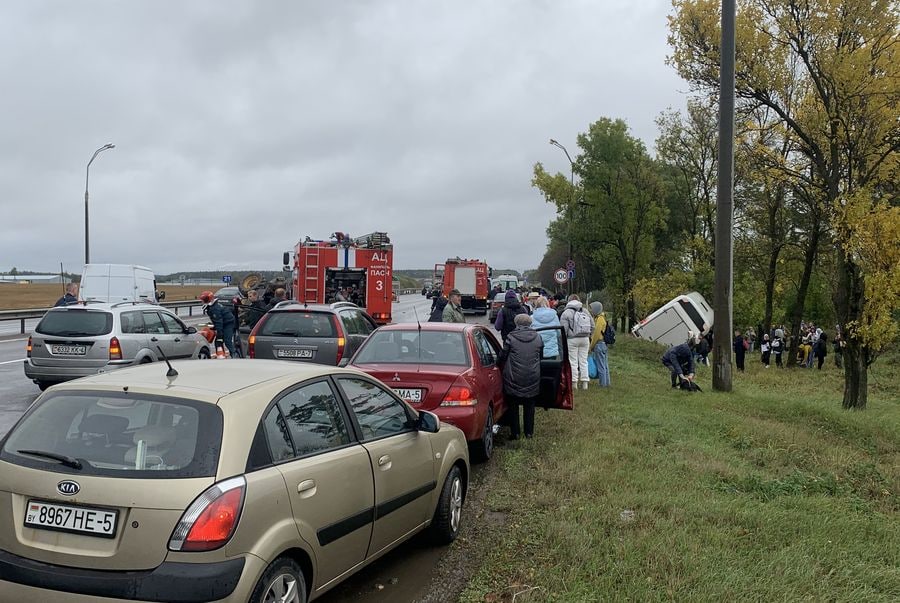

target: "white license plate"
[25,500,118,539]
[393,388,424,403]
[277,348,314,359]
[51,345,87,355]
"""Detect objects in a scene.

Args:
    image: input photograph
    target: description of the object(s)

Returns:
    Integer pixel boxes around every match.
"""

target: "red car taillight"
[26,336,32,358]
[441,384,477,407]
[109,337,122,360]
[169,476,245,552]
[333,316,346,363]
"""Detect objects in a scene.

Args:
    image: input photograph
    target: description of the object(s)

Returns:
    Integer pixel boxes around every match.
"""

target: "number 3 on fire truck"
[376,280,383,291]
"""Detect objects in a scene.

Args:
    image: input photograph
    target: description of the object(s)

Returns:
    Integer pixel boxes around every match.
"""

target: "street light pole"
[84,143,115,265]
[549,139,575,295]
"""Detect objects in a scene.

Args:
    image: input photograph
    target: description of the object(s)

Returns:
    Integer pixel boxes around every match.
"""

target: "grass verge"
[460,338,899,602]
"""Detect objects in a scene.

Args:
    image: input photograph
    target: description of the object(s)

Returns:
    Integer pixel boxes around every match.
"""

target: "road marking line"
[0,338,28,343]
[0,358,26,366]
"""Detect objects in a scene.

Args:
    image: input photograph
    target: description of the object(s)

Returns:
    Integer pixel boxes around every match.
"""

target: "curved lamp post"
[84,143,115,265]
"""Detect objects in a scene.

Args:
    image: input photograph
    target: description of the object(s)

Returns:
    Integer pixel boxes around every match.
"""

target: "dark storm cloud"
[0,0,685,275]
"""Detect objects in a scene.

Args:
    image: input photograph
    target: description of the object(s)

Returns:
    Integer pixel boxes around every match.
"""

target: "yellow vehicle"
[0,360,469,603]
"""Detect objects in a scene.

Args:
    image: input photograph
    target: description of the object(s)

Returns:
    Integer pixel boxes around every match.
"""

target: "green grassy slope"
[461,338,900,602]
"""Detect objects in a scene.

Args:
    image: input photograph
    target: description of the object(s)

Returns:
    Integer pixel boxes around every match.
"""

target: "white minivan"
[632,291,713,347]
[80,264,163,304]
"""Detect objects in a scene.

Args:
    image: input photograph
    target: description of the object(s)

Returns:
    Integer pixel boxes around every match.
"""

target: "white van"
[631,291,713,347]
[492,274,520,291]
[80,264,162,304]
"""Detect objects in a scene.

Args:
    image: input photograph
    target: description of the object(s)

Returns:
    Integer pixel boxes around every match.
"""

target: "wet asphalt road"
[0,294,494,602]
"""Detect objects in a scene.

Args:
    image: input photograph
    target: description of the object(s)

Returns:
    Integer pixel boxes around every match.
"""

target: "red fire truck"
[289,232,393,324]
[435,258,491,315]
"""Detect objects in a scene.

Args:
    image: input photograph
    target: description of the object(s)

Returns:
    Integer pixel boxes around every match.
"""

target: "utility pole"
[713,0,735,391]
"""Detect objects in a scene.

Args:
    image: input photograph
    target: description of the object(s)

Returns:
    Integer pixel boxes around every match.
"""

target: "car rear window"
[35,309,113,337]
[0,391,222,479]
[354,329,470,366]
[258,311,337,338]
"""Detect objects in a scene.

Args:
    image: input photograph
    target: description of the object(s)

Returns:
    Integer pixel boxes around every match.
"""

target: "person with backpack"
[560,294,594,390]
[495,290,528,343]
[589,301,613,387]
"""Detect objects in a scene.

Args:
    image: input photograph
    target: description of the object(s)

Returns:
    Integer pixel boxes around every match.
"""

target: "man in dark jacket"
[199,291,237,357]
[661,335,698,388]
[494,290,527,343]
[499,313,543,439]
[428,296,448,322]
[243,289,268,329]
[54,283,79,307]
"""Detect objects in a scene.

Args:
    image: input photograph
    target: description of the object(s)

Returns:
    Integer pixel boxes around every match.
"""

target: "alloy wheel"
[264,573,301,603]
[450,476,463,532]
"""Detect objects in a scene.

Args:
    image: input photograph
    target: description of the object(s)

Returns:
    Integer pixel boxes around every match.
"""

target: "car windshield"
[0,391,222,478]
[354,329,470,366]
[259,311,337,338]
[35,309,113,337]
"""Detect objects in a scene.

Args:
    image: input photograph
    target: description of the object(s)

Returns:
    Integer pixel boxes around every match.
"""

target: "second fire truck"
[287,232,394,324]
[434,257,491,315]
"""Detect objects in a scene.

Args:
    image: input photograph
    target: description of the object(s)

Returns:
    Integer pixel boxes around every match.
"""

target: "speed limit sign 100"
[553,268,568,284]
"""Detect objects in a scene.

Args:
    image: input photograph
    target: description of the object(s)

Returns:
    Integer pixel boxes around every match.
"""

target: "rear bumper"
[22,359,131,383]
[434,406,481,440]
[0,547,245,602]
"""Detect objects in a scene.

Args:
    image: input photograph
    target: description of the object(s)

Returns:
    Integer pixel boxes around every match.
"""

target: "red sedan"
[350,322,573,462]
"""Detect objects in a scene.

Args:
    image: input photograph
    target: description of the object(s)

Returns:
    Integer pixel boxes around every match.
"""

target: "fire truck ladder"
[304,245,320,302]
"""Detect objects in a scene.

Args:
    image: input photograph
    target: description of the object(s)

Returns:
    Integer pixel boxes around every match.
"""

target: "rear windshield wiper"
[17,449,83,470]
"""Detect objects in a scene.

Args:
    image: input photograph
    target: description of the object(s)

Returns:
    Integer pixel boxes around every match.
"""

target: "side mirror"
[282,251,290,267]
[185,326,197,334]
[156,290,166,300]
[416,411,440,433]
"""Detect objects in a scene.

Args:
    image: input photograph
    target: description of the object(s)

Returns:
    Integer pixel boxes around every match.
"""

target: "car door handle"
[174,338,181,342]
[150,337,158,342]
[377,455,392,469]
[297,479,317,498]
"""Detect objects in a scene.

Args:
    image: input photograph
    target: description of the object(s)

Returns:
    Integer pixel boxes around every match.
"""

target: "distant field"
[0,283,212,310]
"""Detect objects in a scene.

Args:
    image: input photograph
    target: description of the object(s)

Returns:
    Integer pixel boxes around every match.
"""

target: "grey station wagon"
[24,302,213,390]
[248,302,378,366]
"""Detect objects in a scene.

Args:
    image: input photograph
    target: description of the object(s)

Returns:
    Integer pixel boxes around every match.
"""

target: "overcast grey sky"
[1,0,686,275]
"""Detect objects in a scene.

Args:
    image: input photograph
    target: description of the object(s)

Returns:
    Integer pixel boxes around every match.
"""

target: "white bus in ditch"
[631,291,713,348]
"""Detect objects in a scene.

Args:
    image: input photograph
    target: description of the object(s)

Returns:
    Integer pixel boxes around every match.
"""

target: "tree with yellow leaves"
[669,0,899,408]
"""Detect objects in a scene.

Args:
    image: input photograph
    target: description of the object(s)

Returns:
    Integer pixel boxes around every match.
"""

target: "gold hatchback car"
[0,360,469,603]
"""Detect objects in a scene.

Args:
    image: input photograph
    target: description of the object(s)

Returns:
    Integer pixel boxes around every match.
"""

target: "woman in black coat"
[499,313,544,439]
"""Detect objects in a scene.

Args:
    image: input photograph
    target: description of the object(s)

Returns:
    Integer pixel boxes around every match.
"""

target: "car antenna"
[155,346,178,378]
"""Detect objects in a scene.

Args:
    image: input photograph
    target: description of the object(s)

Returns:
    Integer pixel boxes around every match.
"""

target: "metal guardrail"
[0,292,425,336]
[0,300,204,335]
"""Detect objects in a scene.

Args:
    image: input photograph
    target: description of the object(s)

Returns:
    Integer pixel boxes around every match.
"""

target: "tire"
[198,347,211,360]
[472,406,494,463]
[250,557,307,603]
[429,465,464,545]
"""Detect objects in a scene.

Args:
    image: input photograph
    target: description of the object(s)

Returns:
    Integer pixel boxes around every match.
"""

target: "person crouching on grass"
[499,313,543,440]
[661,333,699,389]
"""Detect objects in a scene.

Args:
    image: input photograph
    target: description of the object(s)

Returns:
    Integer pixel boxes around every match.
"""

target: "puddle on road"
[317,536,445,603]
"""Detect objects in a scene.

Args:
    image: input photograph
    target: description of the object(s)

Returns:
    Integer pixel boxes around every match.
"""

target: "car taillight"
[333,316,346,363]
[109,337,122,360]
[248,334,256,358]
[169,476,245,552]
[441,384,477,407]
[26,337,32,358]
